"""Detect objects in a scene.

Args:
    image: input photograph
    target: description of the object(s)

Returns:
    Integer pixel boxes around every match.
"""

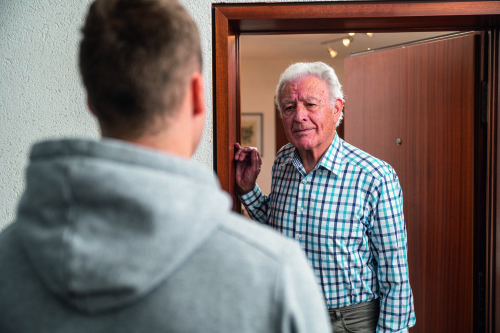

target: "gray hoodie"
[0,139,331,333]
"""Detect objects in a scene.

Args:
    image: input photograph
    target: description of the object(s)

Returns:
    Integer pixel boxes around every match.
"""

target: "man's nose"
[294,103,308,121]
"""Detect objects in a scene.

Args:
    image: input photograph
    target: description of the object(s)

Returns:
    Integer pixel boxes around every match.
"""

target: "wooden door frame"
[212,1,500,332]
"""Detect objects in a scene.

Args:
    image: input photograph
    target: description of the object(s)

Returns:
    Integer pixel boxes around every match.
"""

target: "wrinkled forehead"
[279,75,330,103]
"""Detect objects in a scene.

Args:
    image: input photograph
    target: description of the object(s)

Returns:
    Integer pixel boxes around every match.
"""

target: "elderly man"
[0,3,331,332]
[235,62,415,332]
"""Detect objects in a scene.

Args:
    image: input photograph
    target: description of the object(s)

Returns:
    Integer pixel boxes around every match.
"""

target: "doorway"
[212,2,500,332]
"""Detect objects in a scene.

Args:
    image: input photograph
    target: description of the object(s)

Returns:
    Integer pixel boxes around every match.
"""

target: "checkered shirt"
[240,134,415,332]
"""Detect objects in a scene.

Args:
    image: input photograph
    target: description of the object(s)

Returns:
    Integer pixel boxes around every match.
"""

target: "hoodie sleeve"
[275,242,332,333]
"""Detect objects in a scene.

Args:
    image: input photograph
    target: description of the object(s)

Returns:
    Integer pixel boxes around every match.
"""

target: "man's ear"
[188,71,206,156]
[191,72,205,118]
[334,98,344,116]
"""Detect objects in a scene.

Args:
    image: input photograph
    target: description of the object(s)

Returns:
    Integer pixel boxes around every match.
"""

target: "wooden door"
[344,33,483,332]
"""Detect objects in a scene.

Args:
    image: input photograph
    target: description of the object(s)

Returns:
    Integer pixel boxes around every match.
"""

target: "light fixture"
[327,46,338,58]
[320,33,370,58]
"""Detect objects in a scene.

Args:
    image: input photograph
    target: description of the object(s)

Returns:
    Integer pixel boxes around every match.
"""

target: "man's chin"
[292,141,315,151]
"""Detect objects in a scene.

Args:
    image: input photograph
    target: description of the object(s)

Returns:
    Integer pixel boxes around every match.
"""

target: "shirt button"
[296,234,303,241]
[301,179,307,184]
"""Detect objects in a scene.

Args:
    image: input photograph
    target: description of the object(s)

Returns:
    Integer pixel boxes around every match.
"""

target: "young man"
[0,2,331,332]
[235,62,415,332]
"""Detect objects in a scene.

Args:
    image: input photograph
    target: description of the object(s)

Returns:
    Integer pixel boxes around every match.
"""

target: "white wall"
[0,0,97,230]
[0,0,337,230]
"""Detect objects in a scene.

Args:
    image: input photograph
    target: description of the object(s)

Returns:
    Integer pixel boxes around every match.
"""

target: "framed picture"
[241,113,263,156]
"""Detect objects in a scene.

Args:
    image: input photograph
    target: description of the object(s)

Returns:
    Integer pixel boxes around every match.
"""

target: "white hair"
[275,61,344,127]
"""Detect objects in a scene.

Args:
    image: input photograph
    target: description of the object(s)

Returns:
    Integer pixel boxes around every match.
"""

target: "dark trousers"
[328,299,380,333]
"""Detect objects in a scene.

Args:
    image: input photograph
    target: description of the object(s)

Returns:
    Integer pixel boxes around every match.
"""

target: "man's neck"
[297,134,336,174]
[128,124,193,159]
[103,117,193,159]
[298,149,325,174]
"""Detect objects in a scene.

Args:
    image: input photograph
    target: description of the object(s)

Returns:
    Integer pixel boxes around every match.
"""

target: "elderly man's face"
[279,75,342,157]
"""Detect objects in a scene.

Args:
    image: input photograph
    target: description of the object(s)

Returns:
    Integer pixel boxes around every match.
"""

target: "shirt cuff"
[238,184,260,202]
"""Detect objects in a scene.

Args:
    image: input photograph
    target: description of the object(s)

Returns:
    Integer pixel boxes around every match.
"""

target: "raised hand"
[234,143,262,194]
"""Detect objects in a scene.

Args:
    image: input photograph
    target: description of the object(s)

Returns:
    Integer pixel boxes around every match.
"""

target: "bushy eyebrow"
[303,96,321,103]
[281,96,321,105]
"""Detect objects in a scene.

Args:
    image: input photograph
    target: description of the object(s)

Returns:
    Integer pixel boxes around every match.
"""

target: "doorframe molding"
[486,27,499,333]
[212,2,500,331]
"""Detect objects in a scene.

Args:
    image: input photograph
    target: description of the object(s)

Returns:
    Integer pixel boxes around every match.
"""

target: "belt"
[329,298,379,316]
[328,299,380,332]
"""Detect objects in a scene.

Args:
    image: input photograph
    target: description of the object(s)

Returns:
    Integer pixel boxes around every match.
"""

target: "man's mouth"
[293,128,314,134]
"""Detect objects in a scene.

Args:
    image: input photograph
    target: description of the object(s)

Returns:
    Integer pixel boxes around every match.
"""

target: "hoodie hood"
[16,138,231,314]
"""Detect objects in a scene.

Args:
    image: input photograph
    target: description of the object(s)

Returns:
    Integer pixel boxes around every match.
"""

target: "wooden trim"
[215,1,500,33]
[213,8,240,212]
[487,28,499,333]
[495,28,500,333]
[215,1,500,19]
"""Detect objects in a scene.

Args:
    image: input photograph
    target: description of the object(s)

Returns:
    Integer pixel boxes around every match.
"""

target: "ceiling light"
[366,32,374,37]
[320,34,357,56]
[327,46,338,58]
[342,38,351,47]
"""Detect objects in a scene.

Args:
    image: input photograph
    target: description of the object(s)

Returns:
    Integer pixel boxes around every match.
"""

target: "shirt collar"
[279,133,344,177]
[320,133,344,176]
[279,146,296,168]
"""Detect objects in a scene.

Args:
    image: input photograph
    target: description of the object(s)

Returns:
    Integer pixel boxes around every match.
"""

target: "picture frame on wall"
[241,113,263,156]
